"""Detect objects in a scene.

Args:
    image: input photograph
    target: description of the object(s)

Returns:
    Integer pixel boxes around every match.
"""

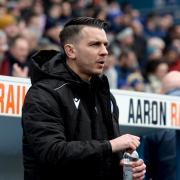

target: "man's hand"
[132,159,146,180]
[120,159,146,180]
[109,134,140,152]
[12,63,29,78]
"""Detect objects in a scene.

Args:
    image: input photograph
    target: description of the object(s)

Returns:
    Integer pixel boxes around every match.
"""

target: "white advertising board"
[0,75,31,117]
[0,75,180,130]
[111,89,180,130]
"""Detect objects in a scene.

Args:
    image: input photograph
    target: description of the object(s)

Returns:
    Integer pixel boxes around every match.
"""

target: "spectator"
[164,45,180,72]
[44,18,62,45]
[164,24,180,48]
[144,60,169,93]
[103,48,118,89]
[127,71,144,92]
[142,71,179,180]
[0,36,30,77]
[46,3,62,23]
[162,70,180,95]
[0,13,19,41]
[116,49,143,90]
[59,1,72,25]
[146,37,165,61]
[131,20,147,69]
[21,27,42,57]
[30,0,46,32]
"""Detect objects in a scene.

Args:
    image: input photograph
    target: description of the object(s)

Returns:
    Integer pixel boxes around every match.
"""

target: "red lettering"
[16,85,20,114]
[5,85,15,114]
[0,83,4,113]
[171,103,177,126]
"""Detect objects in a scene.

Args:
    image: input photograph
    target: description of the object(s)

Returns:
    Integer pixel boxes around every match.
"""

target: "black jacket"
[22,50,123,180]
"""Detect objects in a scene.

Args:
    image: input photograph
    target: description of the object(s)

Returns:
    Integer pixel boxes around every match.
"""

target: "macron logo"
[73,98,80,109]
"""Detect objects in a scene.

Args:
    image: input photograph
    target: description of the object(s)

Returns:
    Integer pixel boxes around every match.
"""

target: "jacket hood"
[30,50,110,92]
[30,50,82,85]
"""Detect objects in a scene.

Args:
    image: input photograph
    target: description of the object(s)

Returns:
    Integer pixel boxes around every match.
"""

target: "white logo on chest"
[73,98,80,109]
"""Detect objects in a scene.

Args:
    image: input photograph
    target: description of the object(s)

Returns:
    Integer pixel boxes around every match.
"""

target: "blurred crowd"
[0,0,180,95]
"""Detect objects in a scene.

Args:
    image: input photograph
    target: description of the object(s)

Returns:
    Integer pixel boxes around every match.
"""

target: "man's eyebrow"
[88,40,109,45]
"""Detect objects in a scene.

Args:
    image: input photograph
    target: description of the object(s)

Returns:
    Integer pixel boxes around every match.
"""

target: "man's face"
[68,26,108,80]
[10,38,29,63]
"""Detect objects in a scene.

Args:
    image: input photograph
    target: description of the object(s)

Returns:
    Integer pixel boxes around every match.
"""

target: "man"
[162,71,180,179]
[162,70,180,96]
[22,17,145,179]
[0,36,29,77]
[142,71,179,180]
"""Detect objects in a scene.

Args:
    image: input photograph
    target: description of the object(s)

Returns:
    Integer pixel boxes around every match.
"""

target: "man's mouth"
[97,60,105,65]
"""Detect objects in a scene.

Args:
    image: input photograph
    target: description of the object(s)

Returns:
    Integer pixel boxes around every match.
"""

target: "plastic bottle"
[123,150,139,180]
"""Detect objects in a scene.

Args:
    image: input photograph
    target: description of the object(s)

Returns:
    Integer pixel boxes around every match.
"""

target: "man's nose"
[100,45,108,56]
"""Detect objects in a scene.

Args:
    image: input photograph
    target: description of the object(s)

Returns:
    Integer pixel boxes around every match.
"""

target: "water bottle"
[123,150,139,180]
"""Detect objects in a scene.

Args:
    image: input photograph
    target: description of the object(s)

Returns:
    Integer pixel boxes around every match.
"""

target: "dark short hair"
[59,17,108,48]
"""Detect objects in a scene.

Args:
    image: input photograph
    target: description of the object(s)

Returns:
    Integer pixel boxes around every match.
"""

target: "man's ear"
[64,44,76,59]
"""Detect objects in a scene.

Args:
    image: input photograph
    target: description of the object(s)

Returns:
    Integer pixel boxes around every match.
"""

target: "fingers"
[13,63,20,71]
[13,63,18,69]
[133,160,146,172]
[133,170,146,180]
[120,159,124,166]
[24,66,29,72]
[12,63,29,78]
[110,134,140,152]
[132,159,146,180]
[126,134,140,151]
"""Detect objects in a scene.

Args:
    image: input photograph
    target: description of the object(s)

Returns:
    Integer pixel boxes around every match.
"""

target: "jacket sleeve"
[110,93,123,160]
[22,84,112,166]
